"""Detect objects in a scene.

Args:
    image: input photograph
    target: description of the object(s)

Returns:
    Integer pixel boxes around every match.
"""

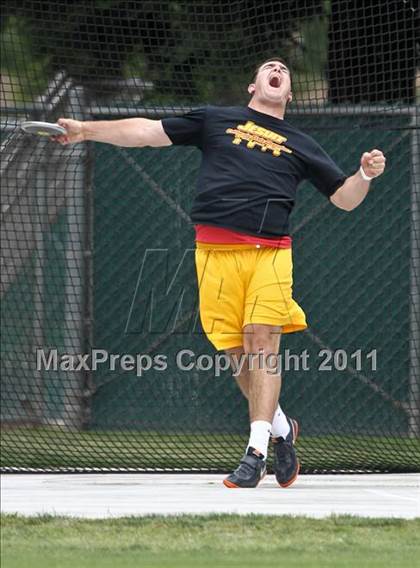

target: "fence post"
[408,107,420,438]
[60,86,89,429]
[32,140,49,423]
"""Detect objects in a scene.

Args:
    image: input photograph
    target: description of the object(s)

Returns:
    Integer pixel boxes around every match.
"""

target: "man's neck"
[247,99,285,120]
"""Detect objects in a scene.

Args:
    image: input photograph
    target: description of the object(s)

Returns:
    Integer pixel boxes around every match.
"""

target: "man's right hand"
[53,118,85,145]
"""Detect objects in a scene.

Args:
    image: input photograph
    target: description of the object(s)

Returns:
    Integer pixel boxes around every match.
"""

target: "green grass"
[2,427,420,472]
[1,514,419,568]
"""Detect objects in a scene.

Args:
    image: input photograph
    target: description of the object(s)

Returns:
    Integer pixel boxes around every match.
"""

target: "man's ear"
[248,83,256,95]
[287,91,293,103]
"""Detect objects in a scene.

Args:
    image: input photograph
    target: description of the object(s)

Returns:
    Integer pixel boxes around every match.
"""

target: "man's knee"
[242,324,281,355]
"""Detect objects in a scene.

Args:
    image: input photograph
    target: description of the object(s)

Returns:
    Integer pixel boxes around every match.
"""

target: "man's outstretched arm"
[331,149,386,211]
[53,117,172,148]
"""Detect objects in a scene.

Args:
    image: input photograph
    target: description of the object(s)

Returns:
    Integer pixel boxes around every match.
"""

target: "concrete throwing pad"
[1,473,419,519]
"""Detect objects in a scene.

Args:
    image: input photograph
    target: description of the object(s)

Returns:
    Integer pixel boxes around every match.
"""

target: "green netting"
[1,0,419,473]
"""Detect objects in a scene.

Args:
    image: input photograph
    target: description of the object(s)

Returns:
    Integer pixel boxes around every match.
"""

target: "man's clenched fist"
[360,149,386,179]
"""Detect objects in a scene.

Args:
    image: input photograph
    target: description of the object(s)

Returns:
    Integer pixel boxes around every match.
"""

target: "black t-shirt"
[161,105,347,238]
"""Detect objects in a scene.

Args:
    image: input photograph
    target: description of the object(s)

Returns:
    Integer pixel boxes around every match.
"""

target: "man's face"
[248,60,292,105]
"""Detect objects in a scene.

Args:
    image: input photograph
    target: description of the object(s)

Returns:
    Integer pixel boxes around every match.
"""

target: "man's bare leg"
[223,325,299,488]
[225,325,281,456]
[226,341,290,441]
[243,324,300,487]
[242,323,281,421]
[243,324,282,453]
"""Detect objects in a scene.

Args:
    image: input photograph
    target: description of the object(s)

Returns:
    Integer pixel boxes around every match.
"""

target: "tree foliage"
[1,0,324,102]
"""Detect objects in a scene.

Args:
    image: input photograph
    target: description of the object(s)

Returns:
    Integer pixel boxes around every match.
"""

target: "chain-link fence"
[1,0,419,472]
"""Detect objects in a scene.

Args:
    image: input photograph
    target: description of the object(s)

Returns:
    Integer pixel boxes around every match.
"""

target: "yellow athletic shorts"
[195,243,307,351]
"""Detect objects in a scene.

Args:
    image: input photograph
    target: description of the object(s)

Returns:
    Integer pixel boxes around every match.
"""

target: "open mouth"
[269,75,281,88]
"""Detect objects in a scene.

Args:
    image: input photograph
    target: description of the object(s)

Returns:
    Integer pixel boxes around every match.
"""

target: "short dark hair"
[250,57,291,84]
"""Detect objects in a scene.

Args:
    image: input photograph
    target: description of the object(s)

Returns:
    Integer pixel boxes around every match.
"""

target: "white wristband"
[359,165,373,181]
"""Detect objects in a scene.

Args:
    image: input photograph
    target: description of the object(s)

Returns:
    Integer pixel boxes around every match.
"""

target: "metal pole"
[408,107,420,438]
[60,86,87,429]
[31,140,48,424]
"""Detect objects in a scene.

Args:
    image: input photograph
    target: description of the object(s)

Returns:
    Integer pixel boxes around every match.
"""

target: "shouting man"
[55,57,386,488]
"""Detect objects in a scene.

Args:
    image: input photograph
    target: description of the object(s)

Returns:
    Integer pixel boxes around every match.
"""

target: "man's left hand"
[360,149,386,179]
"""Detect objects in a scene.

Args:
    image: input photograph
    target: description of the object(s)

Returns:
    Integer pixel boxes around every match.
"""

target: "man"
[55,57,386,488]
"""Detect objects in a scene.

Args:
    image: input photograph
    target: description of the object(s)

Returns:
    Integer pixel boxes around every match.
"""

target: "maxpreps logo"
[226,120,293,157]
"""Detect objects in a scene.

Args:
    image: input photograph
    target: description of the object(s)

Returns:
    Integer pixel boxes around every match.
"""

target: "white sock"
[247,420,271,459]
[270,404,291,439]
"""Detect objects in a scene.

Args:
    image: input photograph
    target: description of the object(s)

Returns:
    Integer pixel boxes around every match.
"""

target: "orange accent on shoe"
[223,479,239,488]
[278,461,300,488]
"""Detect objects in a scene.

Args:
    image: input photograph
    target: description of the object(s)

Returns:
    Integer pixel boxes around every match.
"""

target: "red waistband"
[194,225,292,248]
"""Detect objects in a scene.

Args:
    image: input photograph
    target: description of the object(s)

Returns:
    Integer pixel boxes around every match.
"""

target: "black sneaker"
[223,447,267,488]
[272,417,300,488]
